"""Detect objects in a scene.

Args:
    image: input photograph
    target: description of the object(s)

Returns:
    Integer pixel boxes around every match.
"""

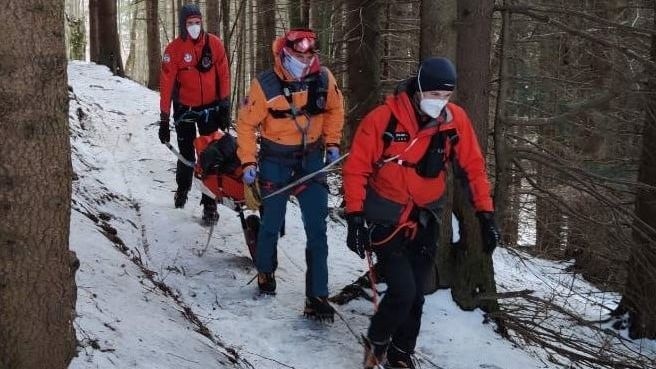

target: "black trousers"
[173,102,220,206]
[367,210,439,353]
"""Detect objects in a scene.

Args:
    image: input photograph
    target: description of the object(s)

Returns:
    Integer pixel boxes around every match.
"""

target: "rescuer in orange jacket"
[158,4,231,226]
[236,29,344,320]
[342,57,500,369]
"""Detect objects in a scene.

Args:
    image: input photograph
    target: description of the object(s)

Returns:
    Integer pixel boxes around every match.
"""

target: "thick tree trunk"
[420,0,456,60]
[89,0,125,76]
[0,1,78,368]
[206,0,220,35]
[420,0,458,294]
[450,0,497,312]
[345,0,382,146]
[256,0,276,73]
[623,0,656,339]
[147,0,162,90]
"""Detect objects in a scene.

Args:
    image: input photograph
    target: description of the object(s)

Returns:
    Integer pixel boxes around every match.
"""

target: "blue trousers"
[256,150,329,297]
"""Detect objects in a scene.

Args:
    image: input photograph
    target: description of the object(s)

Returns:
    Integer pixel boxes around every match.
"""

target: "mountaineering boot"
[201,201,219,226]
[303,296,335,322]
[363,335,389,369]
[384,344,417,369]
[174,189,188,208]
[258,272,276,295]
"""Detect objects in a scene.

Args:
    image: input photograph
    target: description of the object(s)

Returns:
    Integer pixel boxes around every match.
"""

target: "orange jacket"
[236,37,344,165]
[160,32,230,114]
[343,91,493,223]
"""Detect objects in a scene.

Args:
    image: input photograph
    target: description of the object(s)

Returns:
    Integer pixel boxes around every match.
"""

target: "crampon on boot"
[174,189,188,208]
[363,335,389,369]
[258,272,276,295]
[384,344,417,369]
[201,202,219,226]
[303,296,335,322]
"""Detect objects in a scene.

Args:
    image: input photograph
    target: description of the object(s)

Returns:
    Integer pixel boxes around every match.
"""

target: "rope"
[366,250,379,311]
[370,221,417,246]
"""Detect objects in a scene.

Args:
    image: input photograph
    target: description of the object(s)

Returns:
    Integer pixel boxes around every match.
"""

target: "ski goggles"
[285,29,318,53]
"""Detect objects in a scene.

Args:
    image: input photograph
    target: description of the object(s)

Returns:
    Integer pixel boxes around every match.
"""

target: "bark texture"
[0,1,78,368]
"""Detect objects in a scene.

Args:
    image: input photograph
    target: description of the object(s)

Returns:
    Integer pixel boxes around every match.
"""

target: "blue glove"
[242,165,257,185]
[326,146,340,164]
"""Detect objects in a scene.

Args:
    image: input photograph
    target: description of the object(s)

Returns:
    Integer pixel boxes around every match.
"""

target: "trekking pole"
[163,142,219,200]
[163,142,195,167]
[261,152,349,200]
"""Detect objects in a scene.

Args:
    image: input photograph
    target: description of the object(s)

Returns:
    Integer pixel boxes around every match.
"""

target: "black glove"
[346,212,369,259]
[217,105,231,131]
[476,211,500,254]
[159,112,170,143]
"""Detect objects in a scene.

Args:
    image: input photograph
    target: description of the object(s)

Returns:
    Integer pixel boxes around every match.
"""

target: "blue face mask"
[282,50,311,80]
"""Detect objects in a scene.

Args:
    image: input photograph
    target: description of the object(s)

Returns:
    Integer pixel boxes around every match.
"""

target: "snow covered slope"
[67,62,652,369]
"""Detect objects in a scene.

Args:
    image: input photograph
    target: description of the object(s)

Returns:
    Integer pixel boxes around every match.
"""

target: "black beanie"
[179,4,203,39]
[417,57,457,92]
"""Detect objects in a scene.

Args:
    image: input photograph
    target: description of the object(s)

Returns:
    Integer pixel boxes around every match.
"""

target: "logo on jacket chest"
[394,132,410,142]
[184,53,193,63]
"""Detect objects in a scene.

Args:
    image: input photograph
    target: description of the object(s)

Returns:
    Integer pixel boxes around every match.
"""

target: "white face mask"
[417,65,449,118]
[187,24,201,40]
[420,97,448,118]
[282,50,311,80]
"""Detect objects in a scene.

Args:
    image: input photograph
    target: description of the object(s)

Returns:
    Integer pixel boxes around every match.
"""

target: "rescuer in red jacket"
[158,4,231,226]
[342,57,500,369]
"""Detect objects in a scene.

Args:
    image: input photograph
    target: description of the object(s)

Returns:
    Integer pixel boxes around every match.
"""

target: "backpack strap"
[257,68,329,118]
[258,69,283,101]
[374,112,399,168]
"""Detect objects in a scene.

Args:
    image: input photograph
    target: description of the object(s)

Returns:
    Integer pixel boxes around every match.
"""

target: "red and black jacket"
[160,32,230,114]
[343,91,494,225]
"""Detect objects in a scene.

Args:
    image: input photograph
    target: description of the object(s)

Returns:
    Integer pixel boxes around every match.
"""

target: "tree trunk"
[420,0,456,61]
[289,0,309,28]
[345,0,382,146]
[493,4,518,247]
[65,0,86,62]
[623,0,656,339]
[534,9,564,257]
[125,0,142,77]
[207,0,220,35]
[309,0,331,62]
[449,0,497,312]
[250,0,255,80]
[222,0,231,55]
[171,0,177,39]
[301,0,310,27]
[257,0,276,73]
[420,0,458,294]
[89,0,125,76]
[0,1,78,368]
[147,0,162,90]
